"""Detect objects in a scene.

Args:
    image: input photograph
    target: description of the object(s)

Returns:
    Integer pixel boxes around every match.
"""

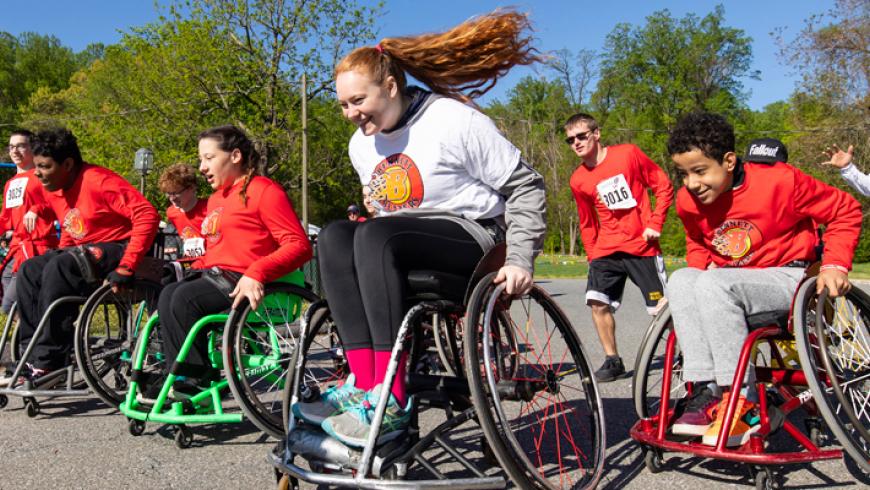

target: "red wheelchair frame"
[629,267,862,487]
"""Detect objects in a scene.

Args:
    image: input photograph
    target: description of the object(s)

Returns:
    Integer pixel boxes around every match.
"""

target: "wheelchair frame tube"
[358,302,430,479]
[0,296,86,396]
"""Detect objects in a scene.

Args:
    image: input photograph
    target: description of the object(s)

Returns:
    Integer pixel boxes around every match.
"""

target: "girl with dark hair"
[157,125,312,396]
[293,10,547,448]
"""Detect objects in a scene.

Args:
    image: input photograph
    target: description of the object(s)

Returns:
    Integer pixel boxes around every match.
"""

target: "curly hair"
[667,112,735,163]
[198,125,260,205]
[31,128,83,166]
[158,163,199,193]
[335,9,542,102]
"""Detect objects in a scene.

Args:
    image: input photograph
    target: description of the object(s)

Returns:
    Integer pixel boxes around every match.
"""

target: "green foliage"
[0,31,92,141]
[20,0,380,223]
[592,5,756,163]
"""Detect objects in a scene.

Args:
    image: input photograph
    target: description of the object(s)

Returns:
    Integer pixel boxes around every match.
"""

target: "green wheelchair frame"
[119,270,311,448]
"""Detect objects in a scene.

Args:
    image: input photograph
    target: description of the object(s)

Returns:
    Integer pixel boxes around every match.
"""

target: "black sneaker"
[594,356,626,382]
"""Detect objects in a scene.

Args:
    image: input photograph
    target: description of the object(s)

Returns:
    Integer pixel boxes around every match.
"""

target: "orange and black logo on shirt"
[201,207,224,244]
[366,153,424,212]
[63,208,87,240]
[712,219,763,266]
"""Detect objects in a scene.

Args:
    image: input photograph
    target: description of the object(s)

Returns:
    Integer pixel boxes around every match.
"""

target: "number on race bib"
[595,174,637,210]
[4,178,27,209]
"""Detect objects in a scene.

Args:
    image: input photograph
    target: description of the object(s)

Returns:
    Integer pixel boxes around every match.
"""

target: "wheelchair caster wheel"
[24,398,39,418]
[0,394,7,409]
[643,447,664,473]
[753,466,780,490]
[175,425,193,449]
[128,418,145,436]
[804,417,827,447]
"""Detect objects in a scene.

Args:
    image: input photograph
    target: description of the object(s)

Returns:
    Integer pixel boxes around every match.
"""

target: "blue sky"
[1,0,831,110]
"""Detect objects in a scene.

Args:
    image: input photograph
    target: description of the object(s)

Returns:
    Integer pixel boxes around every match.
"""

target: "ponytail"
[335,10,541,102]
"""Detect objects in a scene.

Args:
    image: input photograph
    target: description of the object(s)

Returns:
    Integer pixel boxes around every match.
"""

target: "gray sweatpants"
[1,258,15,314]
[668,266,804,386]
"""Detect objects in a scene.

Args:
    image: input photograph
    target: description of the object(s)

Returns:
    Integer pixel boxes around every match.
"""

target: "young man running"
[567,113,674,382]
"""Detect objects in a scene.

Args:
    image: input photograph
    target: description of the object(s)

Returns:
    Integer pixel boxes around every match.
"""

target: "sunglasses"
[564,131,593,145]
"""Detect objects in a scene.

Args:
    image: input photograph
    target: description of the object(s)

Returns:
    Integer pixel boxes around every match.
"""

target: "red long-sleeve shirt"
[569,144,674,260]
[200,176,312,283]
[0,170,59,271]
[167,199,208,267]
[677,161,862,270]
[43,163,159,270]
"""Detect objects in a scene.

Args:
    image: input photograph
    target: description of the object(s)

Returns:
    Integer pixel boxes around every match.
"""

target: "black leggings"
[318,217,484,351]
[157,275,233,376]
[16,243,126,370]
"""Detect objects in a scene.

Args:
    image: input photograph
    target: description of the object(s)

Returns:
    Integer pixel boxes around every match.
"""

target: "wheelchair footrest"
[287,424,361,470]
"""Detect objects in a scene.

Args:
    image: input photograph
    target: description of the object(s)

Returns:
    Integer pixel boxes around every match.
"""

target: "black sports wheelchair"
[271,243,608,489]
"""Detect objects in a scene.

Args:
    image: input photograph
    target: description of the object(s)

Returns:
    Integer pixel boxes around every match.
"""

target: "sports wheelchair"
[118,269,319,448]
[0,249,164,417]
[271,244,607,489]
[630,266,870,488]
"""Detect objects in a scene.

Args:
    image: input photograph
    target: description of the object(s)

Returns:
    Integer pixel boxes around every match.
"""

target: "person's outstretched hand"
[821,144,854,169]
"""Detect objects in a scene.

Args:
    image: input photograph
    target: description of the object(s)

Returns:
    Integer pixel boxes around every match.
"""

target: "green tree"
[488,76,581,255]
[592,5,757,165]
[0,32,91,138]
[22,0,381,224]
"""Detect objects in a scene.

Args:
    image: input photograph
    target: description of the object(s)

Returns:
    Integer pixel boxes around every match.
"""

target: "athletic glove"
[107,266,135,288]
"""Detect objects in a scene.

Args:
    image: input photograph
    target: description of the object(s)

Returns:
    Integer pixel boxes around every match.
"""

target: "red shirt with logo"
[569,144,674,260]
[0,169,59,271]
[677,161,861,270]
[44,163,159,271]
[166,199,207,266]
[200,176,312,283]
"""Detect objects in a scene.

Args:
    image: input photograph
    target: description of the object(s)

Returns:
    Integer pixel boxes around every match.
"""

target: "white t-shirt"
[348,96,521,220]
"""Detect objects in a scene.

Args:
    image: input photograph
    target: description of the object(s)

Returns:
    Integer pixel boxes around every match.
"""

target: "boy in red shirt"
[10,128,159,381]
[567,113,674,381]
[666,112,861,446]
[0,129,60,313]
[158,163,207,266]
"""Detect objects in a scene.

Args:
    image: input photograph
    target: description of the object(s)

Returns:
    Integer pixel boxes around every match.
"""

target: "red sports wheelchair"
[630,265,870,489]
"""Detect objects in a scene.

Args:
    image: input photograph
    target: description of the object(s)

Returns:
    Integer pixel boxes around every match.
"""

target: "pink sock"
[375,350,408,406]
[345,348,375,391]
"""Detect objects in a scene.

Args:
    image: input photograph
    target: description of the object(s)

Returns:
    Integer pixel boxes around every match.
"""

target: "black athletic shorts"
[586,252,666,313]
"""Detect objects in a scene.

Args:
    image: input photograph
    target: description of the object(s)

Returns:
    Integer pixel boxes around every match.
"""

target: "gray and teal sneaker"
[292,374,364,426]
[321,384,412,448]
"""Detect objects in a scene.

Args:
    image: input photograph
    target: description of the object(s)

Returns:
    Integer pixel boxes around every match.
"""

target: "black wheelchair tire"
[223,283,319,440]
[74,281,161,408]
[794,278,870,475]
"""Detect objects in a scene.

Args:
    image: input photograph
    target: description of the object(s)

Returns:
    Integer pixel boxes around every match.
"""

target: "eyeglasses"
[166,188,191,198]
[7,144,30,152]
[564,131,593,145]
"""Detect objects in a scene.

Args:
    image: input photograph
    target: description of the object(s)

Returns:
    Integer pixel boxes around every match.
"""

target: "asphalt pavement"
[0,279,867,489]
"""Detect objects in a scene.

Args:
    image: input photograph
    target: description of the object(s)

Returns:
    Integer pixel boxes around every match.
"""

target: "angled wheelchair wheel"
[223,283,319,440]
[464,273,605,489]
[75,281,162,408]
[632,305,687,419]
[794,278,870,474]
[281,301,347,433]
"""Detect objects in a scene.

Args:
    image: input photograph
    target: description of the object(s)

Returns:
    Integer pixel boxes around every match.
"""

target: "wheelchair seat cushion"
[407,270,468,302]
[745,310,789,330]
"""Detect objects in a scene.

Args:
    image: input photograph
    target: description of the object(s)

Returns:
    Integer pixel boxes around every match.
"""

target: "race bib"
[596,174,637,210]
[5,177,27,209]
[182,237,206,258]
